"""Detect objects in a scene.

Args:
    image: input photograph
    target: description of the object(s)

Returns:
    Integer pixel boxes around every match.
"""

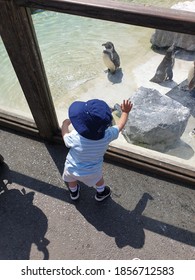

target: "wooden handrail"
[15,0,195,34]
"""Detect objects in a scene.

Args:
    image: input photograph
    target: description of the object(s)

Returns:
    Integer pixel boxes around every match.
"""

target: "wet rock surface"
[150,1,195,51]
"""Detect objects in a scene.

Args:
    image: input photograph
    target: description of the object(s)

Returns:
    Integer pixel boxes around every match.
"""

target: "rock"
[122,87,190,152]
[150,1,195,51]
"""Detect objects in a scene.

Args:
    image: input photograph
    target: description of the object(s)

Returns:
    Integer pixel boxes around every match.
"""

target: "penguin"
[102,42,120,74]
[150,44,176,84]
[187,61,195,92]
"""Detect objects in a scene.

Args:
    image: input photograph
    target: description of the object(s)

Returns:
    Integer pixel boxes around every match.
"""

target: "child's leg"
[67,181,80,200]
[95,177,111,201]
[68,181,78,189]
[96,177,105,191]
[62,168,80,200]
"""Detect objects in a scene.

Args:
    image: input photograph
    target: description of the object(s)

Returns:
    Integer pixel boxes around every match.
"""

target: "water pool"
[0,0,179,118]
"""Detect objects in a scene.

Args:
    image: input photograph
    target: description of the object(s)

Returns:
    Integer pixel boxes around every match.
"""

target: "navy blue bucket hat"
[69,99,113,140]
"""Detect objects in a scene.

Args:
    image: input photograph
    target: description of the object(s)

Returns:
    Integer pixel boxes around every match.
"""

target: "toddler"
[62,99,133,201]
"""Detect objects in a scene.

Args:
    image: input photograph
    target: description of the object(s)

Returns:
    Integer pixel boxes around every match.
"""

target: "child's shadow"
[0,163,49,259]
[0,160,10,194]
[73,186,153,249]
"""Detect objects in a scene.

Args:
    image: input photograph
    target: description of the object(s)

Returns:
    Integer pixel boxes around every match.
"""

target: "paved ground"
[0,127,194,260]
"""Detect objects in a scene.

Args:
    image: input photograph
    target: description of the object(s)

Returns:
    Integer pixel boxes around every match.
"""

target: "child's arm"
[61,119,71,138]
[117,100,133,132]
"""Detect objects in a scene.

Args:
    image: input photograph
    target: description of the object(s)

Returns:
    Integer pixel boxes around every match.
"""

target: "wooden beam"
[0,110,39,138]
[0,109,62,141]
[108,146,195,179]
[0,1,59,139]
[106,148,195,185]
[0,109,37,129]
[16,0,195,34]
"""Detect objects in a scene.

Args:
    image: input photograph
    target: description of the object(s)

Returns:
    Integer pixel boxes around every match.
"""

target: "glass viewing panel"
[0,37,33,120]
[31,7,194,172]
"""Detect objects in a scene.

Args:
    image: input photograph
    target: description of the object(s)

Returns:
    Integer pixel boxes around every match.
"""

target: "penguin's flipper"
[113,52,120,68]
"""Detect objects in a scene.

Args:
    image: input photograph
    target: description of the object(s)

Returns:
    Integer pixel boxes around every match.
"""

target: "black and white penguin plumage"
[150,44,176,84]
[188,61,195,92]
[102,41,120,74]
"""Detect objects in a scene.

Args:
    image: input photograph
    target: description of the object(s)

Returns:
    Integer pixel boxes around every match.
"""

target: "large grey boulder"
[118,87,190,152]
[150,1,195,51]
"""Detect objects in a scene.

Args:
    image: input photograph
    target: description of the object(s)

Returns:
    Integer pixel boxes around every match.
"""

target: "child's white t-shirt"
[63,125,119,176]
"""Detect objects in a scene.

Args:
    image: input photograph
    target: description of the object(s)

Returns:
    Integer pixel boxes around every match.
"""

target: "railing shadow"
[0,162,49,260]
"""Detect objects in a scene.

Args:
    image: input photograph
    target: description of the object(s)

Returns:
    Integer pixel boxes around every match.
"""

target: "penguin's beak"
[102,43,106,46]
